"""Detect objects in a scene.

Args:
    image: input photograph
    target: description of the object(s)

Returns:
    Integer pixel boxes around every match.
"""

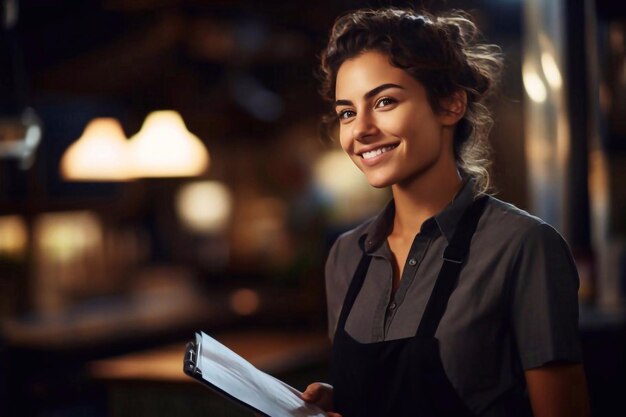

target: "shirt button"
[389,302,397,311]
[408,258,417,266]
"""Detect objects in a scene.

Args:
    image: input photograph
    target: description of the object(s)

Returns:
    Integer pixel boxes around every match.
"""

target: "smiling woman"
[302,7,591,417]
[334,52,459,190]
[319,8,502,197]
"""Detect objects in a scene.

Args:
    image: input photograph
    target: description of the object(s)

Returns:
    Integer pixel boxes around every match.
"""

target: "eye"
[375,97,396,108]
[337,109,356,120]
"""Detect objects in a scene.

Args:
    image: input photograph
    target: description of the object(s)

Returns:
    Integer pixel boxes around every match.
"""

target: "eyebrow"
[334,83,405,108]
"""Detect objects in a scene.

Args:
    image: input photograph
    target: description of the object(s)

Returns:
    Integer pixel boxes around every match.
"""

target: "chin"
[365,174,395,189]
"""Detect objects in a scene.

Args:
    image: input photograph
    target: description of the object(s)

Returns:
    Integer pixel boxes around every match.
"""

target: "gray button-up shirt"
[325,178,582,415]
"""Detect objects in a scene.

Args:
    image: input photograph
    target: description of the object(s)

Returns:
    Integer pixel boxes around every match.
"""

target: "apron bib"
[331,196,489,417]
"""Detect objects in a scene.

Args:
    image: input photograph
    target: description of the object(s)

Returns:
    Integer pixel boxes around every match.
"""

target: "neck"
[390,166,463,238]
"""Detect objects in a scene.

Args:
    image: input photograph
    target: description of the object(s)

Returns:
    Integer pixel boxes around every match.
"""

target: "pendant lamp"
[128,110,209,178]
[60,118,132,181]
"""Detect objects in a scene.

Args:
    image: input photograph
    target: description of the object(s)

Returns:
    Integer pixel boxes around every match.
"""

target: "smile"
[359,144,398,160]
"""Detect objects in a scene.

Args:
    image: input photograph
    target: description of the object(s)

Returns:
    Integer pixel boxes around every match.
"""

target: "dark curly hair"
[318,7,504,194]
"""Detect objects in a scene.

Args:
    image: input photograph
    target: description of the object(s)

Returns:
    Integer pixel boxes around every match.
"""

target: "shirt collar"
[360,177,477,253]
[434,176,477,242]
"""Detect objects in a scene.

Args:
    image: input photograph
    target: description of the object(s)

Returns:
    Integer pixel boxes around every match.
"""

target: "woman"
[302,7,590,417]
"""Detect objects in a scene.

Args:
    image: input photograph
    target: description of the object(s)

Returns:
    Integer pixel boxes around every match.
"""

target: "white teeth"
[361,145,396,160]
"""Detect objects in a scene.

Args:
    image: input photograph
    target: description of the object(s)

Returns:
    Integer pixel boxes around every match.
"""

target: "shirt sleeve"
[511,222,583,370]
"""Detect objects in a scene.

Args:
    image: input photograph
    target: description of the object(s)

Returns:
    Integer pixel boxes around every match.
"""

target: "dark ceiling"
[7,0,523,138]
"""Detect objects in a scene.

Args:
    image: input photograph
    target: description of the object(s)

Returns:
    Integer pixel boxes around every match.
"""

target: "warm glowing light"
[540,52,563,89]
[522,64,548,103]
[313,149,388,223]
[230,288,260,315]
[175,181,232,233]
[0,215,27,257]
[314,150,370,197]
[128,111,210,177]
[35,211,102,263]
[60,118,133,181]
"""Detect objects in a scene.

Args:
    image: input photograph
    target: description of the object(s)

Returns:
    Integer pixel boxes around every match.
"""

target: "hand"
[301,382,342,416]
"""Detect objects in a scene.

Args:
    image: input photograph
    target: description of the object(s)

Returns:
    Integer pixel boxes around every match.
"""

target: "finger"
[327,413,342,417]
[301,383,322,401]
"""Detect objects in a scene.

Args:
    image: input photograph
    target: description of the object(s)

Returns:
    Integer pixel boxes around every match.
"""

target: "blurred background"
[0,0,624,416]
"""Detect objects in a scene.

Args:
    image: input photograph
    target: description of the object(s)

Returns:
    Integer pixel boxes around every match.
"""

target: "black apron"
[331,196,489,417]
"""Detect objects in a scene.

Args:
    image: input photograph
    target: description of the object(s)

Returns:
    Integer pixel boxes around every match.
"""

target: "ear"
[438,90,467,126]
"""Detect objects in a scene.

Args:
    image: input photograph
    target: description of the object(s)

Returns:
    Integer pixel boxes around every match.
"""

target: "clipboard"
[183,331,326,417]
[184,333,263,415]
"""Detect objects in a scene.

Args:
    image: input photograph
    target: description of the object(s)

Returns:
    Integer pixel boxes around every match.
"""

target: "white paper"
[196,331,327,417]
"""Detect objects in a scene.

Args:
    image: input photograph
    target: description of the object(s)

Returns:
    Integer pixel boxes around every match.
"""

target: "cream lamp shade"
[128,110,210,178]
[60,118,133,181]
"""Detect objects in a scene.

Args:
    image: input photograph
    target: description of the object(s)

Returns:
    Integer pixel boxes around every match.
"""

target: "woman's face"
[335,50,457,189]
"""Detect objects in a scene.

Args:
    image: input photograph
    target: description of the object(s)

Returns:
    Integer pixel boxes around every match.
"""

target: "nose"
[352,111,379,142]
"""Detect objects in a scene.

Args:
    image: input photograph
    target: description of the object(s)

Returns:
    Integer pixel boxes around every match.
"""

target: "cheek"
[338,128,351,153]
[377,109,413,137]
[386,109,436,143]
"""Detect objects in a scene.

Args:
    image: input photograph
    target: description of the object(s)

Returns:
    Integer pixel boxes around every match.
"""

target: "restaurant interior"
[0,0,625,416]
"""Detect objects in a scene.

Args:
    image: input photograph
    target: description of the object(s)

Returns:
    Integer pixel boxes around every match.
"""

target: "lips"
[358,144,399,160]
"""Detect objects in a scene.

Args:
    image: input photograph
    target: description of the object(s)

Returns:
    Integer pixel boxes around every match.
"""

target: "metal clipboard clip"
[183,333,203,378]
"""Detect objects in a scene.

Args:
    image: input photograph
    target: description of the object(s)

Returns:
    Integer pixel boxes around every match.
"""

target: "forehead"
[335,51,418,99]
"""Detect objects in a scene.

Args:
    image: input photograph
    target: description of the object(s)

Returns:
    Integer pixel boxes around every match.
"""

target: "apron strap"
[416,195,490,338]
[336,247,372,331]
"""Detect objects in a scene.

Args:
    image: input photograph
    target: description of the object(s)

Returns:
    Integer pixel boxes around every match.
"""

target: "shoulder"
[325,216,378,288]
[475,196,575,272]
[329,218,373,254]
[324,217,377,339]
[481,196,577,281]
[481,195,566,246]
[483,195,545,232]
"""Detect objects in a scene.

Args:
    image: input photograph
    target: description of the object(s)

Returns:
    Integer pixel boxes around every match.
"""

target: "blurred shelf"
[1,284,321,355]
[1,286,223,352]
[87,329,330,383]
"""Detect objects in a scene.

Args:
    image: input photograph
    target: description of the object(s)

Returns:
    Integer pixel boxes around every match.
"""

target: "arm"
[511,224,589,416]
[525,363,590,417]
